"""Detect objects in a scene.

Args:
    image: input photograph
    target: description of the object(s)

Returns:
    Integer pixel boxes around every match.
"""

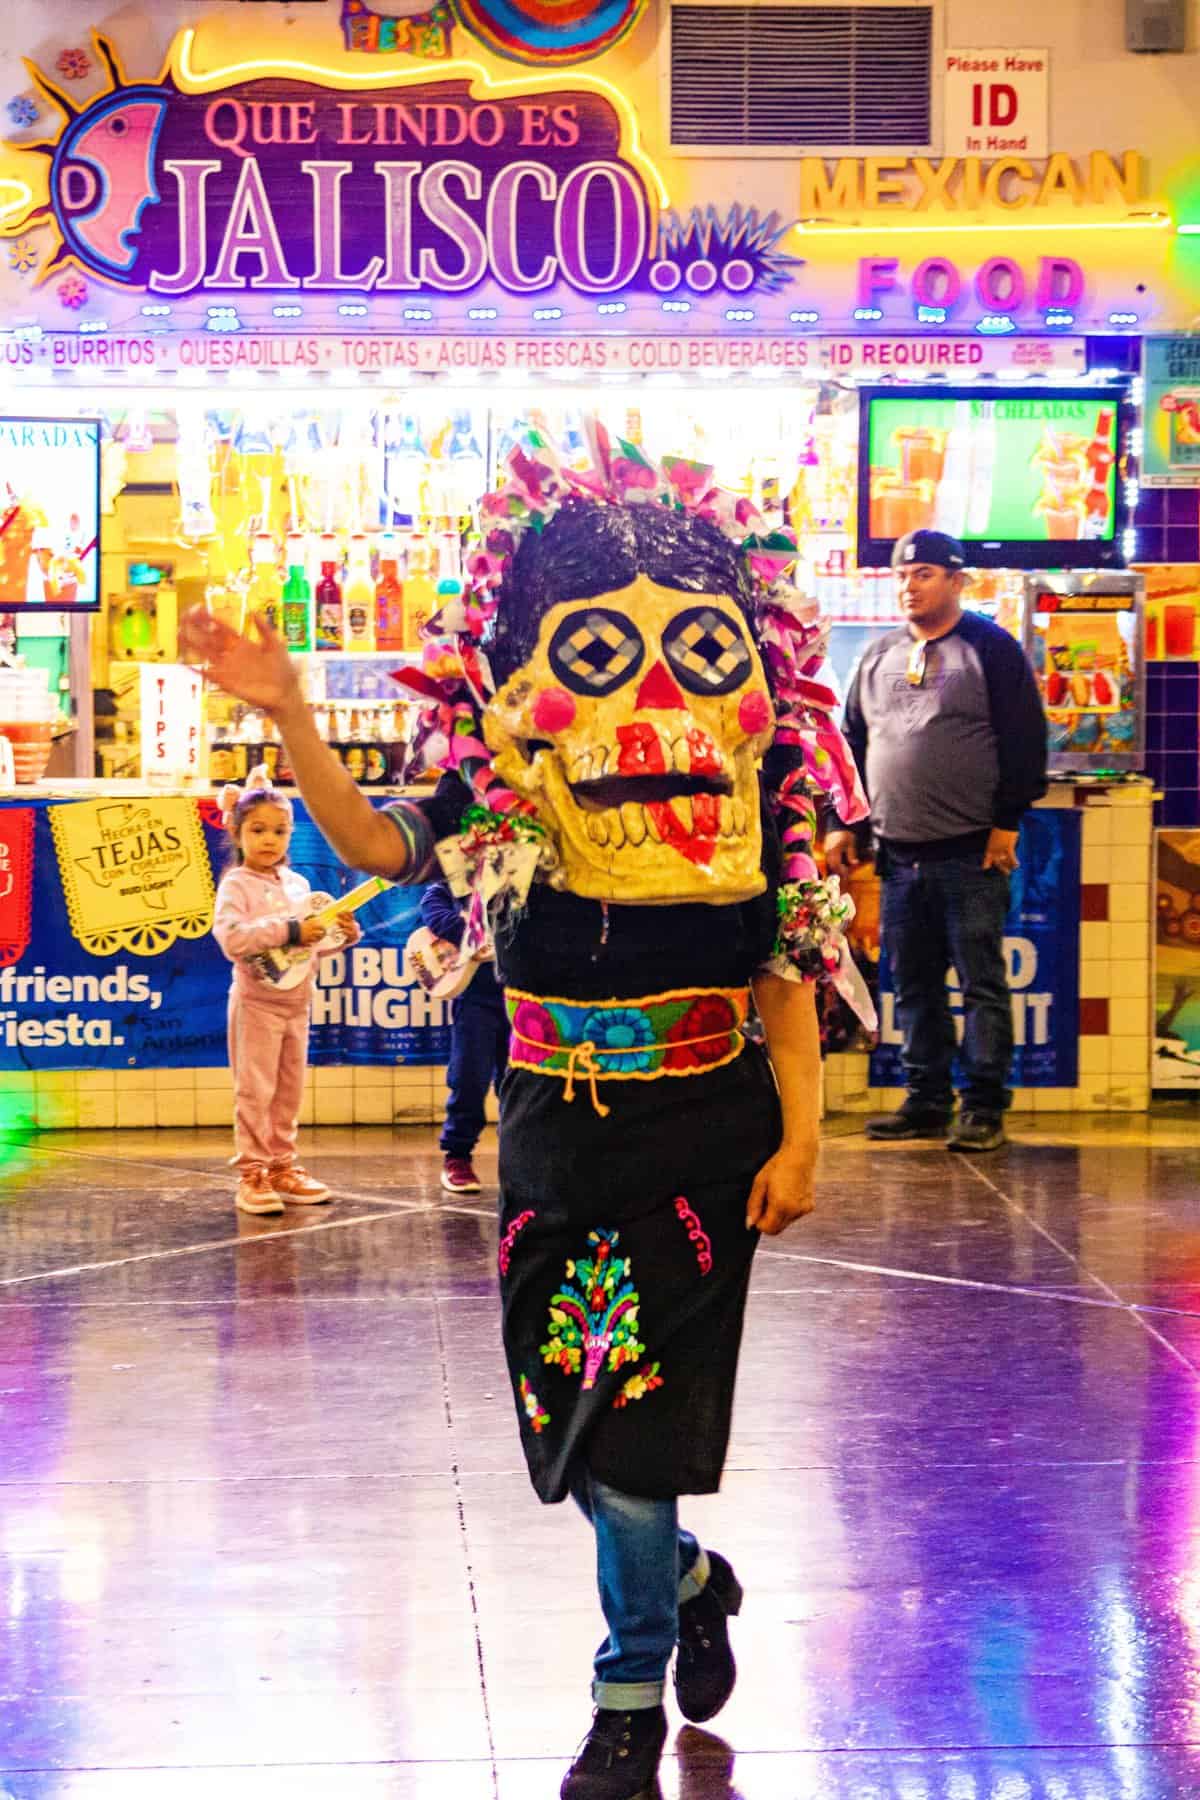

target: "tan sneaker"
[270,1166,333,1204]
[236,1169,285,1216]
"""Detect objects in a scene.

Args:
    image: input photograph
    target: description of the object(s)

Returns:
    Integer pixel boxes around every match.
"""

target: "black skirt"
[491,854,783,1505]
[498,1037,782,1502]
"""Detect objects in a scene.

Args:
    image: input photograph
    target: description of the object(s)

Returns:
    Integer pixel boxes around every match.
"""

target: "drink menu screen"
[0,417,100,609]
[866,395,1119,548]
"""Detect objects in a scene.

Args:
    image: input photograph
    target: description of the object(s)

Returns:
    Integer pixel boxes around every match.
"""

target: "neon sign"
[1,34,800,306]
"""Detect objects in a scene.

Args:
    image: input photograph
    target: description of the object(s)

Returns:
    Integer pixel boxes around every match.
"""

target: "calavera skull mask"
[484,574,775,904]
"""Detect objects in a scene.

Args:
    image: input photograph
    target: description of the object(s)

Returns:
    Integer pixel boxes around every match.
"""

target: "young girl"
[212,766,361,1217]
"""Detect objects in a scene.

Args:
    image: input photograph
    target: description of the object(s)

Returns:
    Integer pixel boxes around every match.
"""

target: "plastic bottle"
[375,534,406,652]
[248,533,282,635]
[403,529,438,649]
[282,535,312,653]
[315,536,344,653]
[342,533,377,652]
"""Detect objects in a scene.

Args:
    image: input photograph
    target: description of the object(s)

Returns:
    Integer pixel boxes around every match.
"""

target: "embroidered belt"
[506,985,751,1118]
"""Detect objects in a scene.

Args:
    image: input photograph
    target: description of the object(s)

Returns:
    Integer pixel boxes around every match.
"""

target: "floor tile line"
[963,1157,1200,1383]
[0,1209,416,1290]
[759,1248,1125,1310]
[427,1211,501,1799]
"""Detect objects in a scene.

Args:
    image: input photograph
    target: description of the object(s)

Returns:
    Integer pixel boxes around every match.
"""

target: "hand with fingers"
[744,1141,817,1236]
[179,607,301,719]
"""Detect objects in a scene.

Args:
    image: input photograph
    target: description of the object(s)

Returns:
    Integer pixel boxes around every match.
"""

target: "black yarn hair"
[483,497,756,687]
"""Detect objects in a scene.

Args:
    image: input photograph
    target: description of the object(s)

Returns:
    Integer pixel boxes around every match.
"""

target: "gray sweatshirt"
[836,610,1048,848]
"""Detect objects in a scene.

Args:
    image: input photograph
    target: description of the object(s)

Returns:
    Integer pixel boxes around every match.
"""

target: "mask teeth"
[645,807,664,845]
[671,796,695,833]
[608,810,626,850]
[719,796,733,838]
[621,802,647,846]
[732,797,748,835]
[585,813,609,847]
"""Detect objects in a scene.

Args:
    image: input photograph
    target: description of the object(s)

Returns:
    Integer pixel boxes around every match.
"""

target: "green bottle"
[282,535,312,653]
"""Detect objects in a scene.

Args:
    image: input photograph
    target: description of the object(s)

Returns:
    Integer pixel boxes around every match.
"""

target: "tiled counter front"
[824,782,1154,1116]
[0,1062,484,1134]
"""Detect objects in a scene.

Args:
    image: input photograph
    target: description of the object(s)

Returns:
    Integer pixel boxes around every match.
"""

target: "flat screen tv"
[857,387,1126,570]
[0,417,101,610]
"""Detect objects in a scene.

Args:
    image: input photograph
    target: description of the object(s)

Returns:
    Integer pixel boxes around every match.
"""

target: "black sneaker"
[947,1111,1007,1153]
[865,1104,953,1141]
[560,1706,668,1800]
[674,1551,744,1724]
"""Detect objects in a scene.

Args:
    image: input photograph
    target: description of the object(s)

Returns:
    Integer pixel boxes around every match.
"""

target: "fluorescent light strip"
[796,218,1171,237]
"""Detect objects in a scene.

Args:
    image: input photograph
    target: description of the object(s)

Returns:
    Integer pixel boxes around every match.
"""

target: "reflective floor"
[2,1113,1200,1798]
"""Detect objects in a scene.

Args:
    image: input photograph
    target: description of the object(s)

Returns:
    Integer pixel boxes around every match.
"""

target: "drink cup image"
[0,720,54,783]
[1164,601,1197,659]
[1043,506,1082,541]
[871,476,934,539]
[895,427,946,486]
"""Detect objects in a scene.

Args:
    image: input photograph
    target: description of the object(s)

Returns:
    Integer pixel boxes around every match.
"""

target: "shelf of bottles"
[92,386,906,779]
[192,401,491,785]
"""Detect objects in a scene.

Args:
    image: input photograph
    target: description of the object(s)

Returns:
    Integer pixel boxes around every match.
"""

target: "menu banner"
[7,331,1087,382]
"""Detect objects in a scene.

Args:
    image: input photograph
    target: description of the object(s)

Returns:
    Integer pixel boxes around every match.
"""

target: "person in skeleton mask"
[182,428,871,1800]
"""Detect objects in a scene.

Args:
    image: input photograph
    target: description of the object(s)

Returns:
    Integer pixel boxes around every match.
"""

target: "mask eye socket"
[548,607,645,697]
[663,606,753,697]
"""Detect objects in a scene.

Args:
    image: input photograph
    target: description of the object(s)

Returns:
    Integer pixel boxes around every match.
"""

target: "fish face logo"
[51,92,167,276]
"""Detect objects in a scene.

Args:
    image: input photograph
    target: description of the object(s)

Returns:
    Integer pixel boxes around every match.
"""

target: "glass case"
[1022,571,1145,772]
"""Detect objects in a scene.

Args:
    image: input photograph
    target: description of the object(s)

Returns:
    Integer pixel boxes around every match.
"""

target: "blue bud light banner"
[0,797,449,1072]
[867,809,1081,1089]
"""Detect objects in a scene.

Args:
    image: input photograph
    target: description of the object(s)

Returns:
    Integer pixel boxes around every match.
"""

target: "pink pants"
[228,986,310,1172]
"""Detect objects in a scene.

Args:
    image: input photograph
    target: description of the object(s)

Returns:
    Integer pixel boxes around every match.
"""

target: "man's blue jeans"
[570,1467,707,1709]
[881,850,1013,1117]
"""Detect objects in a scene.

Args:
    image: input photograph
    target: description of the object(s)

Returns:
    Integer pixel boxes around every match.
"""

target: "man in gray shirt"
[825,530,1047,1152]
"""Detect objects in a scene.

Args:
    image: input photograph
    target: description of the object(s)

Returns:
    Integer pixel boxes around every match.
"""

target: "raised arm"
[182,609,415,879]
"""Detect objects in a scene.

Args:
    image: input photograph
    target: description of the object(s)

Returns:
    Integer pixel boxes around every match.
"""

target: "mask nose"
[634,661,686,711]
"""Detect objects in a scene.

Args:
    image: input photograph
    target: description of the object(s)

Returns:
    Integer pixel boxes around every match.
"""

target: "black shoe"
[865,1104,952,1141]
[947,1110,1006,1153]
[674,1551,744,1724]
[560,1706,667,1800]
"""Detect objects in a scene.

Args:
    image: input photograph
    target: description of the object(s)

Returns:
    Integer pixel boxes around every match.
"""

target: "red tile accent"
[1080,884,1110,921]
[1080,997,1110,1036]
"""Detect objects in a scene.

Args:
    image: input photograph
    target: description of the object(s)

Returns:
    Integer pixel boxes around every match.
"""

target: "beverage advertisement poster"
[866,394,1118,545]
[0,800,449,1071]
[1142,339,1200,487]
[1138,565,1200,662]
[0,418,100,609]
[848,810,1083,1089]
[1154,830,1200,1089]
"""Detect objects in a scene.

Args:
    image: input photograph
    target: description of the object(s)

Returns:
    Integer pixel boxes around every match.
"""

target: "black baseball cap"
[891,529,968,571]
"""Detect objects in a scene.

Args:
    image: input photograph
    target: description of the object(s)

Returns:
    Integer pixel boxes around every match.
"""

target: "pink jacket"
[213,864,319,1006]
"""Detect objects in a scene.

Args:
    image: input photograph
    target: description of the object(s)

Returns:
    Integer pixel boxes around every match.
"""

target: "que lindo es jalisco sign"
[5,38,755,301]
[0,35,1154,336]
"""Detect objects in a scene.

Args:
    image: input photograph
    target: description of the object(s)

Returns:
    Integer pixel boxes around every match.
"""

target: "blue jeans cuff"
[592,1678,664,1710]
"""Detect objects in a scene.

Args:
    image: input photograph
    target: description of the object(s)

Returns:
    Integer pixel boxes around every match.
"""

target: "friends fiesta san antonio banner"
[0,797,449,1071]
